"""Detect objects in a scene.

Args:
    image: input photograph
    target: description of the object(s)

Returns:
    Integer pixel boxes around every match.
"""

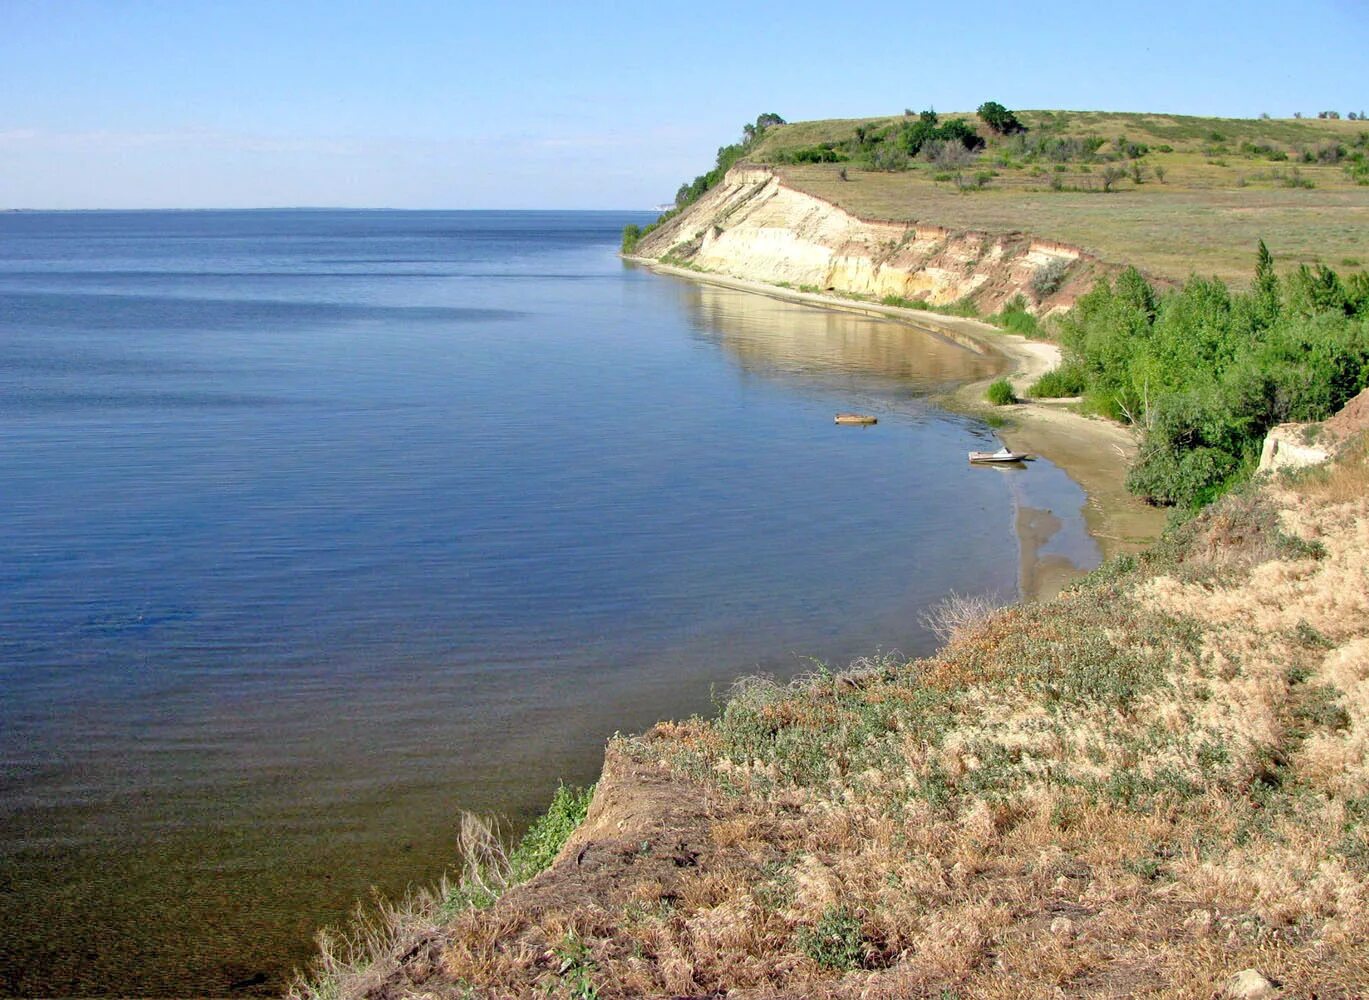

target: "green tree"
[977,101,1025,134]
[1254,239,1280,327]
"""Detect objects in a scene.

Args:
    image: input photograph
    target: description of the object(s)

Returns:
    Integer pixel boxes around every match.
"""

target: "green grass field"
[748,111,1369,283]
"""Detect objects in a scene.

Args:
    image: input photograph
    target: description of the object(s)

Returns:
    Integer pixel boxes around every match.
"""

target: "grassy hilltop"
[737,109,1369,284]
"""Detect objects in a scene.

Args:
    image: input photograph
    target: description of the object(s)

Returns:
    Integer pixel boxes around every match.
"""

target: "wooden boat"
[834,413,878,425]
[968,446,1029,463]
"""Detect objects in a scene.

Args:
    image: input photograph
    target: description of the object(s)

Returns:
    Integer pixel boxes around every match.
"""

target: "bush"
[506,783,595,884]
[1030,360,1088,398]
[977,101,1026,135]
[893,109,985,157]
[620,223,642,254]
[1031,257,1071,299]
[771,143,844,165]
[1058,250,1369,507]
[867,145,910,172]
[986,378,1016,405]
[1101,165,1128,192]
[920,591,1000,645]
[989,294,1041,336]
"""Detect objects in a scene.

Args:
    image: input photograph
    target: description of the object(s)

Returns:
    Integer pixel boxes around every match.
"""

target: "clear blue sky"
[2,0,1365,209]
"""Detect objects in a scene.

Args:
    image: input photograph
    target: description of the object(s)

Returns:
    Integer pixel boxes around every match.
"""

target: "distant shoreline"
[628,258,1167,592]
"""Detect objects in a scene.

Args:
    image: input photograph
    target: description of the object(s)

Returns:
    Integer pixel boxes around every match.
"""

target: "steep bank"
[633,164,1114,316]
[301,435,1369,999]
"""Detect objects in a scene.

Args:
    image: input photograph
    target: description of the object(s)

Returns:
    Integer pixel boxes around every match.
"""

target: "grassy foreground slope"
[302,436,1369,999]
[750,111,1369,284]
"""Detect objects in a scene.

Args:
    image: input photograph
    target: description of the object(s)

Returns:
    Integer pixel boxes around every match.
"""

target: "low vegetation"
[985,377,1016,406]
[986,294,1041,336]
[335,443,1369,997]
[878,292,978,318]
[1034,243,1369,506]
[288,784,593,1000]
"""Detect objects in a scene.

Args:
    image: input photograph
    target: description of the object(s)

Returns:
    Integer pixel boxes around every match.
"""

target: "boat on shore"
[835,413,877,425]
[969,446,1029,463]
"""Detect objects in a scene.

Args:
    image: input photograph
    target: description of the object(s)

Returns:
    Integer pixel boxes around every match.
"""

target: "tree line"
[1035,245,1369,506]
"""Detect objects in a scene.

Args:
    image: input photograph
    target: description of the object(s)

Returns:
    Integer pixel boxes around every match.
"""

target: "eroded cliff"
[633,165,1114,314]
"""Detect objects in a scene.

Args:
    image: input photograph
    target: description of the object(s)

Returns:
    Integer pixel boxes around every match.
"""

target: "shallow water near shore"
[0,210,1099,996]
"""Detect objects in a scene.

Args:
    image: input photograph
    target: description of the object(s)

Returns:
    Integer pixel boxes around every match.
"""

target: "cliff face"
[633,165,1111,314]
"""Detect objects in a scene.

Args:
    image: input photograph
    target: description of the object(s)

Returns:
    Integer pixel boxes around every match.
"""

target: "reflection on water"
[680,282,998,394]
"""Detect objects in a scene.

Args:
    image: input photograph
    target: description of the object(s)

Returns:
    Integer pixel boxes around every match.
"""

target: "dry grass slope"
[375,439,1369,999]
[748,111,1369,284]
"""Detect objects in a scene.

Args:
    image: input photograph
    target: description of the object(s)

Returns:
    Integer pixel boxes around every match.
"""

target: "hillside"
[721,110,1369,284]
[295,430,1369,999]
[284,109,1369,1000]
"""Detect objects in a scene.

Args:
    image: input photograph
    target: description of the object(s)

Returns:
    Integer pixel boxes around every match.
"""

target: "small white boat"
[968,446,1029,463]
[835,413,878,425]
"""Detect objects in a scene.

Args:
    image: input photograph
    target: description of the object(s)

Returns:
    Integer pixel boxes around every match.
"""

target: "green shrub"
[1058,249,1369,507]
[507,783,595,884]
[620,224,642,254]
[797,906,866,970]
[1030,360,1088,397]
[988,294,1041,336]
[1031,257,1071,298]
[865,144,910,171]
[986,378,1016,405]
[977,101,1026,135]
[771,143,845,165]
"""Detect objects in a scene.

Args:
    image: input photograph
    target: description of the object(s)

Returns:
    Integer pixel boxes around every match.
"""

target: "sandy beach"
[633,260,1168,592]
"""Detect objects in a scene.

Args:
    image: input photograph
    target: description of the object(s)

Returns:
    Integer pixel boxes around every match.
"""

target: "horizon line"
[1,206,660,214]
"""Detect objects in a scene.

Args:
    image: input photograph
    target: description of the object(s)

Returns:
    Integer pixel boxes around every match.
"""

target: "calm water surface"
[0,210,1098,995]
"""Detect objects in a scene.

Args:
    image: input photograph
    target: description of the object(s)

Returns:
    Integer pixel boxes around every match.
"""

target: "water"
[0,210,1099,996]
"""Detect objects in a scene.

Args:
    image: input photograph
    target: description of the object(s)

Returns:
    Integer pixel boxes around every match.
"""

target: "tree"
[755,113,786,128]
[977,101,1026,134]
[1254,239,1280,327]
[936,118,986,151]
[1100,166,1128,192]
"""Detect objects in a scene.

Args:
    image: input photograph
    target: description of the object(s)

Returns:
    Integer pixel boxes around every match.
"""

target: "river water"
[0,210,1098,995]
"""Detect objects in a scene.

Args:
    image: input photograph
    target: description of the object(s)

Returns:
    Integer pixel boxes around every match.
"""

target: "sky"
[2,0,1366,209]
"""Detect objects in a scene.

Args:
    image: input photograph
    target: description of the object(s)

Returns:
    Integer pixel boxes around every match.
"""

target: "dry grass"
[1297,431,1369,505]
[747,111,1369,284]
[919,590,1002,646]
[403,440,1369,999]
